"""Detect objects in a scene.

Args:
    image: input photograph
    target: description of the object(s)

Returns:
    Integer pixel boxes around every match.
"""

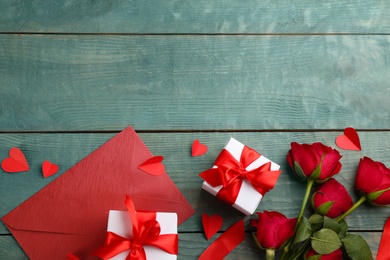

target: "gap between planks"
[0,129,389,134]
[2,32,390,36]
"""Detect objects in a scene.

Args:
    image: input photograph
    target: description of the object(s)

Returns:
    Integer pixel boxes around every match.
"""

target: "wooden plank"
[0,231,382,259]
[1,132,390,234]
[1,1,390,33]
[1,35,390,131]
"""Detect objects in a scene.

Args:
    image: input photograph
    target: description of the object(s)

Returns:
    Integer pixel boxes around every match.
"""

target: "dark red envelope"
[2,126,195,259]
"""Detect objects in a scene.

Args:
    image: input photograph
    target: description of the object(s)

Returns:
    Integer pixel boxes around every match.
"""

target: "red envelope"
[2,126,195,259]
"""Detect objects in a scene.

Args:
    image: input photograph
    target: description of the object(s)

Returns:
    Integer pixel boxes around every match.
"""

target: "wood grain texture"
[0,231,382,259]
[0,1,390,34]
[1,132,390,235]
[1,1,387,258]
[2,34,390,131]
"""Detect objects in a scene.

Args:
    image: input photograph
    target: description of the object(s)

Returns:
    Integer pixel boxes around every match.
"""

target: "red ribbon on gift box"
[92,196,178,260]
[200,145,281,205]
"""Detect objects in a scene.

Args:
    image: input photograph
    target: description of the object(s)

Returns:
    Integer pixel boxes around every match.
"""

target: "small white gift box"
[201,137,281,215]
[107,210,178,260]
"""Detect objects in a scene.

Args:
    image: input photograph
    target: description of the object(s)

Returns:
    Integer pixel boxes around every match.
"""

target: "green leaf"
[316,201,333,216]
[338,219,348,238]
[367,187,390,201]
[341,234,373,260]
[306,255,321,260]
[310,161,322,180]
[367,190,385,201]
[308,214,324,232]
[294,161,308,181]
[293,217,312,244]
[311,228,342,255]
[323,216,340,234]
[309,214,324,224]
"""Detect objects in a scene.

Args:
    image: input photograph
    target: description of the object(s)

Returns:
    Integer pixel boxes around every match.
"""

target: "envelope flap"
[2,126,195,237]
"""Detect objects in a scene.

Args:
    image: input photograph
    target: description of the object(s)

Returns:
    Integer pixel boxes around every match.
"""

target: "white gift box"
[107,210,177,260]
[202,137,280,215]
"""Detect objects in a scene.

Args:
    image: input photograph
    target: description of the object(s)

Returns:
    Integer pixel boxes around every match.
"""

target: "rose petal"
[290,142,320,176]
[286,151,293,168]
[313,179,353,218]
[254,211,296,250]
[355,157,383,194]
[320,150,342,179]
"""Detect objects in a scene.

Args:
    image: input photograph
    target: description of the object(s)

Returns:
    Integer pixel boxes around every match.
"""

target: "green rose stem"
[281,179,315,260]
[266,249,275,260]
[296,179,315,225]
[290,239,311,260]
[336,196,366,222]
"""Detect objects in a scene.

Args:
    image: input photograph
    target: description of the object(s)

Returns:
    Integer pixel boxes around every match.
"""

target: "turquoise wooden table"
[1,1,390,259]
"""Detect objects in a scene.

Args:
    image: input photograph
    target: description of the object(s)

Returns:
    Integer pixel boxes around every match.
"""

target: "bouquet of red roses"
[250,142,390,260]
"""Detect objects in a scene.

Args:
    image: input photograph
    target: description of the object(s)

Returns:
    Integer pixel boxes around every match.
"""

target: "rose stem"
[266,249,275,260]
[296,179,315,225]
[336,196,366,222]
[281,179,315,260]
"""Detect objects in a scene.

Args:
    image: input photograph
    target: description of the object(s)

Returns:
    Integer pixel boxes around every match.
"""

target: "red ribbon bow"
[93,196,178,260]
[200,145,281,205]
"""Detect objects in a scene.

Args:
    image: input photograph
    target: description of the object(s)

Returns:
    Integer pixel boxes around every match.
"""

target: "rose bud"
[287,142,342,182]
[311,178,353,218]
[250,211,297,250]
[355,157,390,206]
[305,248,342,260]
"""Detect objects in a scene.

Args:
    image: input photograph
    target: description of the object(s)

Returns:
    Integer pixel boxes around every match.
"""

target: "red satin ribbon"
[377,217,390,260]
[198,220,245,260]
[200,146,281,205]
[93,196,178,260]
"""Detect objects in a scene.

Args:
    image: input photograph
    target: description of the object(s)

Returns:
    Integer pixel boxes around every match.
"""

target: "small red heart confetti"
[192,139,208,157]
[1,147,30,173]
[137,156,165,176]
[335,127,362,151]
[202,213,223,240]
[42,160,59,178]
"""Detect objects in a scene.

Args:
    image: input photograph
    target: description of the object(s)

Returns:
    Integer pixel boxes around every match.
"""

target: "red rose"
[355,157,390,206]
[311,178,353,218]
[305,248,342,260]
[251,211,297,250]
[287,142,342,182]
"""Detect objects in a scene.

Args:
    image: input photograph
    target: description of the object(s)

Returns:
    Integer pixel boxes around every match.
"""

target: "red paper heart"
[335,127,362,151]
[202,213,223,240]
[192,139,208,157]
[1,147,30,173]
[42,160,59,178]
[137,156,165,176]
